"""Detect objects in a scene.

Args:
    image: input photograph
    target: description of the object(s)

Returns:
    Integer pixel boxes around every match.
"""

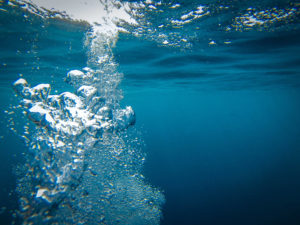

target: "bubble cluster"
[10,1,165,223]
[13,66,164,224]
[13,71,135,137]
[232,7,298,31]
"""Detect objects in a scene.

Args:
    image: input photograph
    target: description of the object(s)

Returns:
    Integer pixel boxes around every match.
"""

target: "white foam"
[77,85,97,101]
[170,4,180,9]
[14,72,135,137]
[12,1,165,223]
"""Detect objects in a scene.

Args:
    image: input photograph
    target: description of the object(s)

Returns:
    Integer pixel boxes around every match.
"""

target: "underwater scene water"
[0,0,300,224]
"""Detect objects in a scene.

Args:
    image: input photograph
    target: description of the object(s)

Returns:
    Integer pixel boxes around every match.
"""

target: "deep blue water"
[1,0,300,224]
[123,88,300,225]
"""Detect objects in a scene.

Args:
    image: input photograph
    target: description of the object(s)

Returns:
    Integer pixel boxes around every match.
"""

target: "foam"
[14,70,135,136]
[14,67,163,224]
[11,1,165,224]
[171,5,210,27]
[232,7,297,30]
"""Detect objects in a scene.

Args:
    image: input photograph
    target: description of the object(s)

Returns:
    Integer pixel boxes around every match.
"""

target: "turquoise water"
[1,0,300,224]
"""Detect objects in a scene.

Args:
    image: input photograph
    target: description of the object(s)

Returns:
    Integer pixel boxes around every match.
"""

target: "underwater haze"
[0,0,300,224]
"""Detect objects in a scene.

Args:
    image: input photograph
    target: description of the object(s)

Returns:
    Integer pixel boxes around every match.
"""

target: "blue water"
[123,88,300,225]
[1,0,300,224]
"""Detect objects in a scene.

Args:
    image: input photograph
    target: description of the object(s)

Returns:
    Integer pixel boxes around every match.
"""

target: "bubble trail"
[11,1,165,224]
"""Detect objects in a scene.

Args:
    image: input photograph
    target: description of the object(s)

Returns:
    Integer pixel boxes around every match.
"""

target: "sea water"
[0,0,300,225]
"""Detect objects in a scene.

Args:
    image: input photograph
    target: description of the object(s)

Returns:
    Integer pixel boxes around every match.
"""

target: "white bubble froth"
[12,1,164,224]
